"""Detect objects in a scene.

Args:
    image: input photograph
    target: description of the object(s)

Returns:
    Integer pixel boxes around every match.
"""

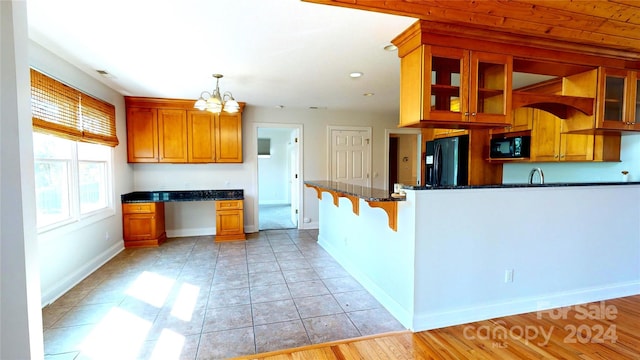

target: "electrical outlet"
[504,269,514,283]
[105,232,110,241]
[303,217,311,223]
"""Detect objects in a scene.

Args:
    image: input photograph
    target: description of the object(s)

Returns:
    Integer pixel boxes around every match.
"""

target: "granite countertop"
[121,189,243,203]
[304,180,402,202]
[402,182,640,190]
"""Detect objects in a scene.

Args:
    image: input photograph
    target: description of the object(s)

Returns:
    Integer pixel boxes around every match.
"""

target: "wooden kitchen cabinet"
[126,97,244,163]
[126,105,188,163]
[122,202,166,248]
[215,200,245,241]
[216,113,243,163]
[394,30,512,128]
[187,110,217,163]
[126,107,158,163]
[529,108,620,162]
[562,68,640,133]
[158,109,188,163]
[596,68,640,131]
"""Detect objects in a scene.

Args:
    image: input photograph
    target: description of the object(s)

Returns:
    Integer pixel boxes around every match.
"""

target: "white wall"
[503,134,640,183]
[317,195,416,328]
[30,42,133,306]
[316,185,640,332]
[413,186,640,330]
[133,107,399,233]
[258,128,292,205]
[1,2,43,357]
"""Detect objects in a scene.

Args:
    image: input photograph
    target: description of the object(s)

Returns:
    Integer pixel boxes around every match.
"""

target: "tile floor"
[42,229,404,359]
[258,204,295,230]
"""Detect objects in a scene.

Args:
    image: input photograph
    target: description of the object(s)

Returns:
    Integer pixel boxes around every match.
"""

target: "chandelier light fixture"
[194,74,240,114]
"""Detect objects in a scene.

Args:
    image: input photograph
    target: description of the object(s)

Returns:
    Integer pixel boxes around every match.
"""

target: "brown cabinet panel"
[123,203,154,214]
[597,68,640,131]
[158,109,188,163]
[531,110,561,161]
[215,200,245,241]
[122,202,166,248]
[127,108,158,163]
[187,110,216,163]
[216,113,243,163]
[215,199,243,211]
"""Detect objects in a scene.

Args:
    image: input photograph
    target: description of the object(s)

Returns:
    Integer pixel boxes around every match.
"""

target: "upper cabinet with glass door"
[395,35,512,128]
[597,68,640,131]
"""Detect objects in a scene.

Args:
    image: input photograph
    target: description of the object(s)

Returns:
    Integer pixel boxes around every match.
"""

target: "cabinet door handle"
[471,112,476,116]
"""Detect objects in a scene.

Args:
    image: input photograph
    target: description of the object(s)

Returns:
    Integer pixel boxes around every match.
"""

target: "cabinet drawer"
[123,203,156,214]
[215,200,243,211]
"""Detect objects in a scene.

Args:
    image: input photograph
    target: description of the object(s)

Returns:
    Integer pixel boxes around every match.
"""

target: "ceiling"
[304,0,640,59]
[27,1,640,115]
[26,0,416,114]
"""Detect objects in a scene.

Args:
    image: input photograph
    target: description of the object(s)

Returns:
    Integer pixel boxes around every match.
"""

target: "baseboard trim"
[412,281,640,331]
[166,227,216,238]
[40,241,124,307]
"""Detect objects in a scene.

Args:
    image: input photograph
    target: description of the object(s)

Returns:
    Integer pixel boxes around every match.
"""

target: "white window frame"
[33,132,116,234]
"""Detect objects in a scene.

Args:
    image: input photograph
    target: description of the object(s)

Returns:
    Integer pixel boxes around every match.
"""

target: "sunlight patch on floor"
[81,307,151,359]
[149,329,186,359]
[170,282,200,322]
[126,271,175,308]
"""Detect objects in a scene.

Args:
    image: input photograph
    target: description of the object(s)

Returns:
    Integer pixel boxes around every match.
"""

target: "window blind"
[30,68,119,147]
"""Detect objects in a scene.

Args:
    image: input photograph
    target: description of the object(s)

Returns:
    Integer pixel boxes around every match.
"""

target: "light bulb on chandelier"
[194,74,240,114]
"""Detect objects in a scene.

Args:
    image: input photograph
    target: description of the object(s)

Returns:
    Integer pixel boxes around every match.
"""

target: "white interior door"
[330,127,371,187]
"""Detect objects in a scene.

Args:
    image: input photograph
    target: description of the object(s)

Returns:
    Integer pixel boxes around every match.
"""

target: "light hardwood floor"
[234,295,640,360]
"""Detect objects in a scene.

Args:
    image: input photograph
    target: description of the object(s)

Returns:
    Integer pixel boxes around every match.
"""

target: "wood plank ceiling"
[302,0,640,61]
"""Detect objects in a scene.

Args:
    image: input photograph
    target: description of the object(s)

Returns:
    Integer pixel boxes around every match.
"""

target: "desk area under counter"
[120,189,245,248]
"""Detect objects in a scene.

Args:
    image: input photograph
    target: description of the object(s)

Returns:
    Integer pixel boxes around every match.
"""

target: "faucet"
[528,168,545,184]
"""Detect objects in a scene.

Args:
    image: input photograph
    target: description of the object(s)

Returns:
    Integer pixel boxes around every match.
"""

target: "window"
[258,138,271,158]
[33,133,113,231]
[30,68,117,231]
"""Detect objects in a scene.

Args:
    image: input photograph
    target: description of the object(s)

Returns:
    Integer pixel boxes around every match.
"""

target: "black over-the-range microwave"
[490,135,531,159]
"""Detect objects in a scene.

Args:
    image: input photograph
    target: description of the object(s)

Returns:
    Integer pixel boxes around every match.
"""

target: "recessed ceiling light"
[384,44,397,52]
[349,72,363,78]
[363,93,375,97]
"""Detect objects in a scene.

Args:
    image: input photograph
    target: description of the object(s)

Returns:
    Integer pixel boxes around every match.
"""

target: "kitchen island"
[305,180,640,332]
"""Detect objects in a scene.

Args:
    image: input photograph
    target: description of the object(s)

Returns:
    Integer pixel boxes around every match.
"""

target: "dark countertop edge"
[304,180,404,202]
[120,189,244,203]
[402,182,640,190]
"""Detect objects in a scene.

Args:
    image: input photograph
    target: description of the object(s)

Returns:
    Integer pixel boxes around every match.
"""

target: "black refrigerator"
[425,135,469,186]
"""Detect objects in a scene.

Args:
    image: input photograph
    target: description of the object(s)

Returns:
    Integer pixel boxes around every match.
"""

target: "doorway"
[256,125,302,230]
[385,129,422,189]
[328,126,372,187]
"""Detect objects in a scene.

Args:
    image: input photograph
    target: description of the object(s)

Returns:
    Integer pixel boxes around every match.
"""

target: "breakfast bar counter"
[304,181,405,232]
[308,181,640,332]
